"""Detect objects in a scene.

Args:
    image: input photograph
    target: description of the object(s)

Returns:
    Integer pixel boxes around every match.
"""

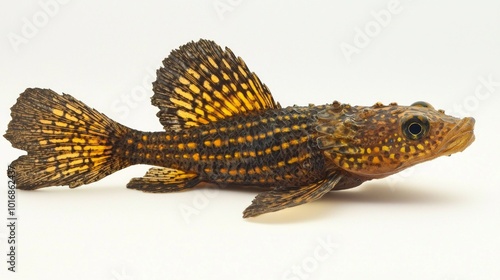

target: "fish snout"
[438,117,475,156]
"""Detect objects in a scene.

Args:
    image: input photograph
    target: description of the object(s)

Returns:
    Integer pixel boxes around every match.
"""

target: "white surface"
[1,1,499,279]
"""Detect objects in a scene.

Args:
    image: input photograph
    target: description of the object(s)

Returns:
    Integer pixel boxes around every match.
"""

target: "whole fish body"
[5,39,475,217]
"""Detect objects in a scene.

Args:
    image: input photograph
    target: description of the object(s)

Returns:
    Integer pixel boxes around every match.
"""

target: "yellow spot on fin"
[152,39,280,131]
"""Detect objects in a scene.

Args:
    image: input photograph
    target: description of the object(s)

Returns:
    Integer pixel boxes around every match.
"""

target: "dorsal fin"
[153,39,280,131]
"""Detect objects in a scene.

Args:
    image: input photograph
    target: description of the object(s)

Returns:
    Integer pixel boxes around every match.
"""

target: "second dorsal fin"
[153,39,280,131]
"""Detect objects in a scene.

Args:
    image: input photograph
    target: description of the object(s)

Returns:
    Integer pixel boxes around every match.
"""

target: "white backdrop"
[1,1,499,279]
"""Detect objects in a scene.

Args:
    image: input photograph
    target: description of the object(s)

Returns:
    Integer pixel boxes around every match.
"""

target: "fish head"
[317,101,475,179]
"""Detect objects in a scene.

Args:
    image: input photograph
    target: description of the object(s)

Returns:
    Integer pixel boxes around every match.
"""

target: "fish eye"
[402,116,429,140]
[411,101,434,109]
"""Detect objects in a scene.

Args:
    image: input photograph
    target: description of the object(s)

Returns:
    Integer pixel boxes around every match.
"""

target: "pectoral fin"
[243,173,343,218]
[127,167,199,193]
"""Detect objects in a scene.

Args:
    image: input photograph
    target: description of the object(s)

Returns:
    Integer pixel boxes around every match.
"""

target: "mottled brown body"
[5,39,475,218]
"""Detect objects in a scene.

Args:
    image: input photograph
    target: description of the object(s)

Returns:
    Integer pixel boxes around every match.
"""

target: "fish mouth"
[437,117,475,156]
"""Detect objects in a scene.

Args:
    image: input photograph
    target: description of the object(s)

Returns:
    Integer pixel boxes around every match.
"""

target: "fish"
[4,39,475,218]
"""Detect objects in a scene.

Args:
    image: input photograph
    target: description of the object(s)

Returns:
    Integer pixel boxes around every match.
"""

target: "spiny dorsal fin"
[153,39,280,131]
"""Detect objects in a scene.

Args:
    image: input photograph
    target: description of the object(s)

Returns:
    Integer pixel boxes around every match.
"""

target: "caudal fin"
[4,88,132,190]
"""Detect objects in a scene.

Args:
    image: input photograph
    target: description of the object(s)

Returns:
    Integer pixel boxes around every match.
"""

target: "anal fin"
[243,173,343,218]
[127,167,199,193]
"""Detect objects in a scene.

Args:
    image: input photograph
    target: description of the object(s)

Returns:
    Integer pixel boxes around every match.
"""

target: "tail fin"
[4,88,132,190]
